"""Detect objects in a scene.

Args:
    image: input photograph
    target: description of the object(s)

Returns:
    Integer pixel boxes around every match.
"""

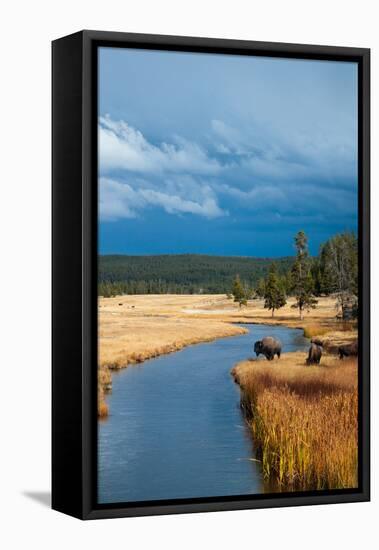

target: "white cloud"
[99,115,222,175]
[99,177,226,221]
[98,117,228,222]
[99,178,142,221]
[139,189,225,217]
[98,115,356,228]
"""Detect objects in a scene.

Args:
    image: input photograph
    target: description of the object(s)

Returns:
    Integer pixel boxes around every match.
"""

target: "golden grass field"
[232,354,358,491]
[98,294,355,368]
[98,295,357,490]
[98,292,358,491]
[98,294,249,369]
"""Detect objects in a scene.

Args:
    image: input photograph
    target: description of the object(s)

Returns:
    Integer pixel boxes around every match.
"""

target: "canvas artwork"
[97,47,359,505]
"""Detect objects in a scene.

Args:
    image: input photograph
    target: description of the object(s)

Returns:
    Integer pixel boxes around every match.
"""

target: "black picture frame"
[52,30,370,520]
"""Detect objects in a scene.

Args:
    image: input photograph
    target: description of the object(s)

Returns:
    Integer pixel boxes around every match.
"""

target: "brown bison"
[338,341,358,359]
[306,343,322,365]
[254,337,282,361]
[311,338,324,347]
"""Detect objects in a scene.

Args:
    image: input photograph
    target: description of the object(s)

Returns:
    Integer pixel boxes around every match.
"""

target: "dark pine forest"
[99,254,293,295]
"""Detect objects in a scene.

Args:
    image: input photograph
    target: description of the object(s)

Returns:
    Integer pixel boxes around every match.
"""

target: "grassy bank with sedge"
[232,354,358,491]
[303,322,357,353]
[303,323,333,338]
[98,390,109,418]
[98,366,112,417]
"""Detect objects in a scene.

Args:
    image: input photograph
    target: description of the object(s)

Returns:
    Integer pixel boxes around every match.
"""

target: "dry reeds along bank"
[98,366,112,417]
[234,355,358,491]
[303,321,356,340]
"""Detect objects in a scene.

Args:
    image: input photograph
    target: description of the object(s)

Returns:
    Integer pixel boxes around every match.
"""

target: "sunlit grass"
[98,393,109,418]
[98,366,112,417]
[303,323,331,339]
[98,366,112,388]
[236,356,358,491]
[303,321,355,339]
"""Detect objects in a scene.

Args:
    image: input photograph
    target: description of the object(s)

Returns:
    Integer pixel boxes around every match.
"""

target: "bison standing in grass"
[254,337,282,361]
[306,343,322,365]
[338,341,358,359]
[311,338,324,347]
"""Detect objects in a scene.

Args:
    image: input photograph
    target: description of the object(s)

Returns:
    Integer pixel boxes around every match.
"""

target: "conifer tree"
[255,277,266,298]
[318,232,358,316]
[264,263,287,317]
[232,275,249,308]
[291,230,318,319]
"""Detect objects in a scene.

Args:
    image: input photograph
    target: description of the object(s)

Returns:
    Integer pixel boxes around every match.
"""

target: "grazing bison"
[311,338,324,347]
[306,343,322,365]
[338,341,358,359]
[254,337,282,361]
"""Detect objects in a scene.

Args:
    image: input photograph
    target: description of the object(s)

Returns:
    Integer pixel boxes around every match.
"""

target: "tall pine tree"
[291,230,317,319]
[318,232,358,317]
[264,263,287,317]
[255,277,266,298]
[232,275,250,308]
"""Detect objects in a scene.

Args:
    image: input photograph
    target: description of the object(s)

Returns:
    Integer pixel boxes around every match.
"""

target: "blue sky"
[98,47,358,257]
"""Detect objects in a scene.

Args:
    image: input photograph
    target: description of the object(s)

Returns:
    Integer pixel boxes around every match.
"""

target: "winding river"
[98,323,309,504]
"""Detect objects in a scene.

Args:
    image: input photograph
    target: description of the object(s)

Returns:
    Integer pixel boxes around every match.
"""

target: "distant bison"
[254,337,282,361]
[311,338,324,347]
[338,341,358,359]
[306,343,322,365]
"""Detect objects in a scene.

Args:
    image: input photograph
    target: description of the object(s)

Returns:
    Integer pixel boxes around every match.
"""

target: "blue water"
[98,323,309,504]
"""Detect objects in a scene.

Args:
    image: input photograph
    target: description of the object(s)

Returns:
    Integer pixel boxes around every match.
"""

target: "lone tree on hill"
[291,230,317,320]
[264,262,287,317]
[232,275,250,308]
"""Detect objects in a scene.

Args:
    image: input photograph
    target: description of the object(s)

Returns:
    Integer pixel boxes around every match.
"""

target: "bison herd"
[253,335,358,365]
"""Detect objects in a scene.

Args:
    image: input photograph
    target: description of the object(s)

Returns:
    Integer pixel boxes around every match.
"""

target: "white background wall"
[1,1,377,548]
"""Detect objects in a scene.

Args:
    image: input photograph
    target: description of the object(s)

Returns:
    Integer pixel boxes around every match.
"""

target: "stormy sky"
[98,47,358,257]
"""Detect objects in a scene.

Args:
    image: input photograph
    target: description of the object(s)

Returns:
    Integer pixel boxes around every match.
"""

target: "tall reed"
[98,366,112,417]
[240,358,358,490]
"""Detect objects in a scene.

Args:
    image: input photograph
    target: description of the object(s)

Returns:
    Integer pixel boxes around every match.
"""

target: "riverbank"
[98,294,357,416]
[232,353,358,491]
[98,295,252,415]
[98,322,272,502]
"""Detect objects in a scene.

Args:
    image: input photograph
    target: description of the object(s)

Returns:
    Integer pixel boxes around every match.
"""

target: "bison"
[306,343,322,365]
[254,336,282,361]
[338,341,358,359]
[311,337,324,348]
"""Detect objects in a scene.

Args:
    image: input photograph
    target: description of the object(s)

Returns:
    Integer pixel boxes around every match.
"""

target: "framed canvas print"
[52,30,370,520]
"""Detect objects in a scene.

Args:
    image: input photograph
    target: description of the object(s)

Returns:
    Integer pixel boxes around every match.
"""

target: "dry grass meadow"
[97,293,358,491]
[232,354,358,490]
[98,294,357,441]
[98,294,355,370]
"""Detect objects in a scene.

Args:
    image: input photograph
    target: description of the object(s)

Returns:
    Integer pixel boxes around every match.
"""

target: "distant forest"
[98,254,293,295]
[98,231,358,320]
